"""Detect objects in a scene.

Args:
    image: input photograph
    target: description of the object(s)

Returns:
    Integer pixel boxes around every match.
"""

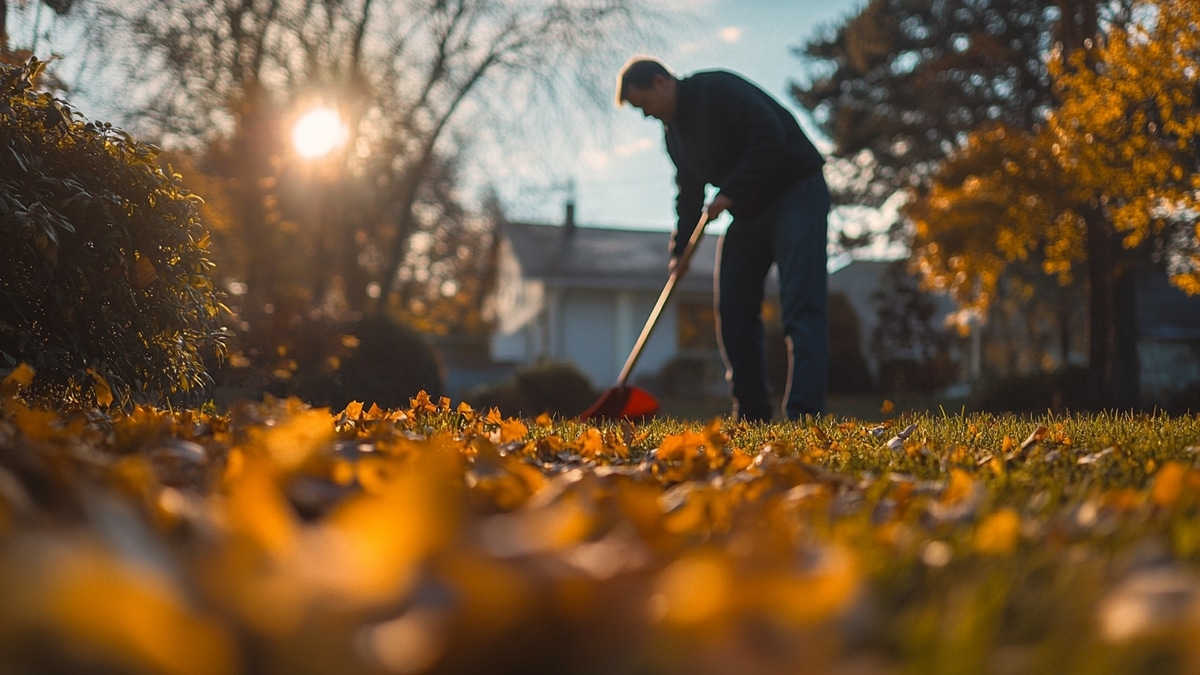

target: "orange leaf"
[975,508,1021,555]
[1152,462,1187,509]
[0,362,35,397]
[88,368,114,407]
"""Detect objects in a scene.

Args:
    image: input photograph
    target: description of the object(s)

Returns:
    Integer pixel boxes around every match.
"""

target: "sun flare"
[292,107,348,159]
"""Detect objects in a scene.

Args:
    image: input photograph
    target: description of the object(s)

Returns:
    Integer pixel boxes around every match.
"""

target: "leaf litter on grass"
[2,367,1200,674]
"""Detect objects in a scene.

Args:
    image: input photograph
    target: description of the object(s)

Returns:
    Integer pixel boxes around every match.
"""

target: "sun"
[292,107,348,159]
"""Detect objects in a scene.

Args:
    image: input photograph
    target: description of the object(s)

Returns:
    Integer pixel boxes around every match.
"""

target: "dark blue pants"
[715,172,830,421]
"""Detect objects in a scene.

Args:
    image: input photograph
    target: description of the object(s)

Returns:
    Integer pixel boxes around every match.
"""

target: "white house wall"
[628,290,678,384]
[560,289,615,385]
[489,238,546,363]
[491,287,673,389]
[491,239,545,336]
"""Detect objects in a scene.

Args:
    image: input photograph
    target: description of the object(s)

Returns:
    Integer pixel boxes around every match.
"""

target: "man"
[616,57,830,422]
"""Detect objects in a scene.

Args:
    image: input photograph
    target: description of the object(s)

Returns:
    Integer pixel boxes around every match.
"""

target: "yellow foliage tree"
[906,0,1200,406]
[907,123,1082,316]
[1048,0,1200,294]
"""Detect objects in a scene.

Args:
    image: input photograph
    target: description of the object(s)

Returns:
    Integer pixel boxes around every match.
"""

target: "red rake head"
[579,386,660,421]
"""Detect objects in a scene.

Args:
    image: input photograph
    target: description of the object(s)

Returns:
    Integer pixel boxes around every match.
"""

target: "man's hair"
[615,57,673,105]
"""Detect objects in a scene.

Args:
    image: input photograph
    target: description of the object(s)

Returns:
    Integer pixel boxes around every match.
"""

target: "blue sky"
[493,0,868,231]
[9,0,868,233]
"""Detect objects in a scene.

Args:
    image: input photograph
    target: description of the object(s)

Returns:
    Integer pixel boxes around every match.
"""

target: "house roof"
[499,219,719,293]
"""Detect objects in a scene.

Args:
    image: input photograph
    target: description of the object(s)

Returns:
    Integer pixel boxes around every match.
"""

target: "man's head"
[616,57,677,122]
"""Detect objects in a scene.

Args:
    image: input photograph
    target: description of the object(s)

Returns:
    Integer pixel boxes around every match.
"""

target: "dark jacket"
[665,70,825,255]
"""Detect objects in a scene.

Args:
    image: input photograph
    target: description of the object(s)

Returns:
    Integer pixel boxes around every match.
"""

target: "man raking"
[616,57,831,422]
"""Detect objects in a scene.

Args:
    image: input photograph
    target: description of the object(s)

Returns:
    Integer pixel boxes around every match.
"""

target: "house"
[484,207,1200,410]
[488,204,725,393]
[1136,268,1200,408]
[486,204,907,396]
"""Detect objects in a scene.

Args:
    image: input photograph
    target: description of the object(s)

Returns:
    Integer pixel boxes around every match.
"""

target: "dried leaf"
[886,423,918,451]
[975,508,1021,555]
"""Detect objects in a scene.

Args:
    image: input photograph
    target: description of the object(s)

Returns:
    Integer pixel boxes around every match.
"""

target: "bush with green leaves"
[0,59,227,408]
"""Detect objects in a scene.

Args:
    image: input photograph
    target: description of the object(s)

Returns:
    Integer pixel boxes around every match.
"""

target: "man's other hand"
[706,193,733,220]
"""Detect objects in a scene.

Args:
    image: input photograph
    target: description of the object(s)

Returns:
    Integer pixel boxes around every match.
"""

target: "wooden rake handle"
[615,211,710,388]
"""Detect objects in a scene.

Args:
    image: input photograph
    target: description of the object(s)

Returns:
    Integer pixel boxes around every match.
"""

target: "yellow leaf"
[942,468,976,505]
[0,362,35,397]
[342,400,365,420]
[222,458,299,556]
[314,454,458,604]
[657,431,706,463]
[652,551,732,626]
[975,508,1022,555]
[497,417,528,444]
[749,544,861,625]
[577,427,606,460]
[1152,461,1187,509]
[88,368,114,407]
[1,542,236,675]
[251,408,335,473]
[1000,435,1015,456]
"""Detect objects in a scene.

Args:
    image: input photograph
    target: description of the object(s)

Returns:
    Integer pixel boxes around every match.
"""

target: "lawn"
[2,366,1200,675]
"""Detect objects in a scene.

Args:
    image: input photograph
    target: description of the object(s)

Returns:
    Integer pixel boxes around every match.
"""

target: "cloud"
[675,26,741,55]
[615,138,656,158]
[581,138,655,171]
[581,149,611,171]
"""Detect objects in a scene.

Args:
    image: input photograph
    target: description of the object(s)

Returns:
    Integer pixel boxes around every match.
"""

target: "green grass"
[3,389,1200,675]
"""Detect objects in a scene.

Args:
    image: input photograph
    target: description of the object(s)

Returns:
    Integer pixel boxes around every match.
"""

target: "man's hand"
[669,254,689,277]
[706,193,733,220]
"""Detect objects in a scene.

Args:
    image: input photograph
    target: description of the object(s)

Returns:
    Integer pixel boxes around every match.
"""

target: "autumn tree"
[901,124,1089,375]
[794,0,1065,214]
[792,0,1095,379]
[904,0,1200,408]
[1047,1,1200,296]
[793,0,1166,408]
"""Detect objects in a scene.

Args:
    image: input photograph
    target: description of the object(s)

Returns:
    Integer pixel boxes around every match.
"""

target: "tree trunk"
[1112,249,1139,409]
[234,84,279,315]
[1084,208,1113,407]
[1084,206,1140,409]
[1,1,9,53]
[1056,0,1098,55]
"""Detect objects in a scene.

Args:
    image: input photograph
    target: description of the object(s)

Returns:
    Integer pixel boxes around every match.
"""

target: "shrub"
[211,314,446,411]
[282,316,445,410]
[968,366,1093,414]
[877,353,960,396]
[828,292,876,394]
[466,361,597,418]
[656,353,724,397]
[0,59,228,408]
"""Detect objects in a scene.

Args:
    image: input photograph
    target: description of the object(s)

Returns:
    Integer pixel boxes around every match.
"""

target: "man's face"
[624,75,675,123]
